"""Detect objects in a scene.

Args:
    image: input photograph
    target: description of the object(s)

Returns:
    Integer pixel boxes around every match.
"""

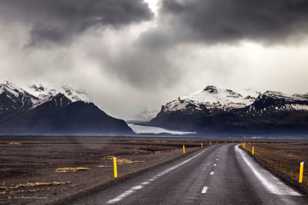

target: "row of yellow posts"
[240,143,305,184]
[113,143,305,184]
[111,143,206,179]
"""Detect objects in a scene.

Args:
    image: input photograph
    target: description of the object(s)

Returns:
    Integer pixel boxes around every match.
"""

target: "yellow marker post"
[182,145,186,154]
[113,156,118,179]
[299,161,304,184]
[252,146,255,156]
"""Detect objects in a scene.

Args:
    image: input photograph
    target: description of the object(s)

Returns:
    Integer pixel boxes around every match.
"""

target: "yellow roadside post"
[252,146,255,156]
[299,161,304,184]
[113,156,118,179]
[182,145,186,154]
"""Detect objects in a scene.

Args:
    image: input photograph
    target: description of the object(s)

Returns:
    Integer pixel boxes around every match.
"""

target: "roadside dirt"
[0,137,202,205]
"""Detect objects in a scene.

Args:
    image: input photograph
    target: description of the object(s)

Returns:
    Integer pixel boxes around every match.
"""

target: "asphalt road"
[70,144,308,205]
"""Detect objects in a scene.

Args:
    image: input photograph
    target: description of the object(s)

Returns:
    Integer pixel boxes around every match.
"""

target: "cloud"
[1,0,308,120]
[162,0,308,44]
[79,27,181,90]
[0,0,153,45]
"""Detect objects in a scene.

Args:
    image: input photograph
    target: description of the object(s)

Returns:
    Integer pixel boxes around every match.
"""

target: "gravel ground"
[0,136,202,205]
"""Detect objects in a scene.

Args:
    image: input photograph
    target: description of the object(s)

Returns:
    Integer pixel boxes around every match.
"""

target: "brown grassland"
[1,136,307,205]
[242,141,308,194]
[0,136,204,205]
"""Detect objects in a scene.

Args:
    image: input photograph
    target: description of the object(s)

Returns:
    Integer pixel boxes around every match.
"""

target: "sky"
[1,0,308,119]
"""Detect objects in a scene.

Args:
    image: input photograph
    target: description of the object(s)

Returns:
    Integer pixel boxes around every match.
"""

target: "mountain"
[150,85,308,135]
[24,83,90,107]
[0,81,36,121]
[0,81,133,135]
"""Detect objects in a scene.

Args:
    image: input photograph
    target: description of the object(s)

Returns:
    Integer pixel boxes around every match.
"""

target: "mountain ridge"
[0,81,133,135]
[150,85,308,135]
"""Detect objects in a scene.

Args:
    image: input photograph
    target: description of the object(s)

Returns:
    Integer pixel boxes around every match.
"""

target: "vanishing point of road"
[69,144,308,205]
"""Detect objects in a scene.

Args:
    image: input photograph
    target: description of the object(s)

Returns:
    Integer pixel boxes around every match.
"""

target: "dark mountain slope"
[0,82,133,135]
[0,96,133,134]
[151,86,308,135]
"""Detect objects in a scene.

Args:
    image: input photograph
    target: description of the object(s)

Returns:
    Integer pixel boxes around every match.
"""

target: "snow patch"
[128,123,196,135]
[290,104,308,111]
[0,81,28,97]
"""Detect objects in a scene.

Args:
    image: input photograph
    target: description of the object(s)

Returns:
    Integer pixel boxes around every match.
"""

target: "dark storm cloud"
[88,29,180,90]
[0,0,153,44]
[162,0,308,43]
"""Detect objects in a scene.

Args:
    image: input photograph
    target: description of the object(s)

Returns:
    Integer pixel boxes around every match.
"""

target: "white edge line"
[235,145,301,196]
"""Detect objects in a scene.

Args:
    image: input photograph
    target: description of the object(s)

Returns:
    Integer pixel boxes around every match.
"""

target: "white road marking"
[235,145,301,196]
[141,181,150,185]
[107,190,134,204]
[213,163,217,167]
[149,178,155,182]
[216,158,219,161]
[201,186,208,194]
[107,150,206,204]
[210,171,215,176]
[132,185,143,190]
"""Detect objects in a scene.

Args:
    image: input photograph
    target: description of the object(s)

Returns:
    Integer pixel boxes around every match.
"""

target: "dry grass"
[55,167,90,173]
[0,181,71,191]
[0,136,204,204]
[241,142,308,194]
[0,181,71,199]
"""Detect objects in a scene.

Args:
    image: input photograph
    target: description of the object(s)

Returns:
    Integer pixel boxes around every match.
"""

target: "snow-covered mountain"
[0,81,35,120]
[25,83,90,108]
[0,81,92,121]
[151,85,308,135]
[0,81,133,134]
[158,85,308,114]
[0,81,90,112]
[249,90,308,112]
[162,85,259,113]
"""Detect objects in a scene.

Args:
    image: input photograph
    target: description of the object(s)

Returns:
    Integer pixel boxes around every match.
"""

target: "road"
[70,144,308,205]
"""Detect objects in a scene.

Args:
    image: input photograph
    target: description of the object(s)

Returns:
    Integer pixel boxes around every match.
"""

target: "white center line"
[201,186,208,194]
[210,171,215,176]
